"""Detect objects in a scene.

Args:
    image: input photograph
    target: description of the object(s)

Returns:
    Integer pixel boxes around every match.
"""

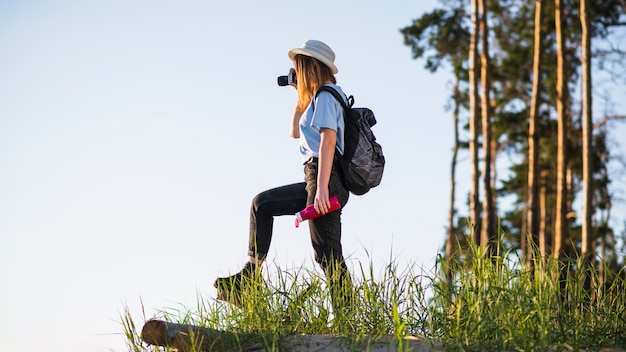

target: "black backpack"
[316,86,385,195]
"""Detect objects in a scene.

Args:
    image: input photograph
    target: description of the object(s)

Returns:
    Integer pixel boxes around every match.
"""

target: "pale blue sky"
[1,1,624,351]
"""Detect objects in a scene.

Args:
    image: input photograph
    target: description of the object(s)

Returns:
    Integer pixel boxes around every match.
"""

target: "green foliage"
[400,6,470,75]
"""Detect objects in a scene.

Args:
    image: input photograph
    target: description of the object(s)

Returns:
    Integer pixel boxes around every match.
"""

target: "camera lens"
[277,76,288,86]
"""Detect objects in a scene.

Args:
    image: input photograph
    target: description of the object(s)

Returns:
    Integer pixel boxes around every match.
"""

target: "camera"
[277,68,297,87]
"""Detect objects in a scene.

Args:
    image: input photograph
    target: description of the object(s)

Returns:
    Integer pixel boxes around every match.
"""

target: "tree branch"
[593,115,626,130]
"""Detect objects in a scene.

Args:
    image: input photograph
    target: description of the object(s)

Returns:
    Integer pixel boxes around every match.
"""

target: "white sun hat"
[288,39,338,74]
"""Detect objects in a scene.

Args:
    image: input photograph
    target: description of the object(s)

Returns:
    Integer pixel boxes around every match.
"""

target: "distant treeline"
[402,0,626,282]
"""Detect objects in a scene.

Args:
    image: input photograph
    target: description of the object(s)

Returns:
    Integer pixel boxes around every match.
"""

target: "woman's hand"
[314,187,331,215]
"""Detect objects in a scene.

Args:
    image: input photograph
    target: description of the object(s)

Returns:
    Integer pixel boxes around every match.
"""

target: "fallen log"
[141,319,256,352]
[140,319,441,352]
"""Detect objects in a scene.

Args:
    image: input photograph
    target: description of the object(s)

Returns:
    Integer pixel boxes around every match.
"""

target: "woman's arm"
[290,108,303,138]
[315,127,337,214]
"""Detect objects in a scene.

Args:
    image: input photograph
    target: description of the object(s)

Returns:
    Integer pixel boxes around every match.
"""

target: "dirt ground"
[246,335,625,352]
[246,335,439,352]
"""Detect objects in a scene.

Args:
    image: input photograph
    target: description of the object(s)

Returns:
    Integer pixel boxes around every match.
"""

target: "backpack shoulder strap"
[315,85,354,109]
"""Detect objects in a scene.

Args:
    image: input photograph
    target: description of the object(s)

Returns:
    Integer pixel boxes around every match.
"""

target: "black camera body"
[277,68,297,87]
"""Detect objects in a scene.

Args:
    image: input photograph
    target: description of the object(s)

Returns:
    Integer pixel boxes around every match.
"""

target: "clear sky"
[1,1,624,351]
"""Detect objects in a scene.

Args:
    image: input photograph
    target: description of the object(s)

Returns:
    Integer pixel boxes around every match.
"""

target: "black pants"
[248,158,353,312]
[248,158,349,268]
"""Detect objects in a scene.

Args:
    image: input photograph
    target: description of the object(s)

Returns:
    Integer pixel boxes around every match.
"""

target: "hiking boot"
[214,262,261,306]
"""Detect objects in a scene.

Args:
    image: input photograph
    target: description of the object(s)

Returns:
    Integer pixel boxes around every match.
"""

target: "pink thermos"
[295,196,341,228]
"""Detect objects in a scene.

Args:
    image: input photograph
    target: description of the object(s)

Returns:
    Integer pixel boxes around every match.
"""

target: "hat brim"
[288,48,338,74]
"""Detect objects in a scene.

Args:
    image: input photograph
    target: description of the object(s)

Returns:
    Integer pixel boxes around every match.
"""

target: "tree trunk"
[580,0,593,263]
[599,205,611,288]
[599,232,605,286]
[446,77,461,268]
[479,0,496,256]
[469,0,481,244]
[490,136,498,257]
[553,0,569,260]
[539,170,548,258]
[526,0,544,269]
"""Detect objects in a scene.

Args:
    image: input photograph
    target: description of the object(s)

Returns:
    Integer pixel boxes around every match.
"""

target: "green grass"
[121,243,626,351]
[430,243,626,351]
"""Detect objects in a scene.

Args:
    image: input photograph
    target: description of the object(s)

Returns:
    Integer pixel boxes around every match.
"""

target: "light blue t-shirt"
[299,84,346,163]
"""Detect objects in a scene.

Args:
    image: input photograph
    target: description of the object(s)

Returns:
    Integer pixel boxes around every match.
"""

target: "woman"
[214,40,352,311]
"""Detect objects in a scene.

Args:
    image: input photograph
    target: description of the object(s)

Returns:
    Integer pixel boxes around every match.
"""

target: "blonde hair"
[294,54,336,112]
